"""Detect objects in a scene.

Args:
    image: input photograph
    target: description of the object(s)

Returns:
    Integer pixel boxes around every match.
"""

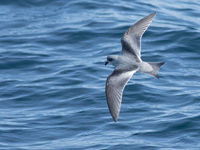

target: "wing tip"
[109,108,119,122]
[150,11,157,18]
[110,109,119,122]
[113,116,118,122]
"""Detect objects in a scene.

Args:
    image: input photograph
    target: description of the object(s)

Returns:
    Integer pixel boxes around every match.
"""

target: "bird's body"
[105,12,165,122]
[108,55,138,70]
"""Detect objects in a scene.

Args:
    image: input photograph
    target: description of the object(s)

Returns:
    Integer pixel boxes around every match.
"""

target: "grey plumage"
[106,69,137,122]
[105,12,165,122]
[121,12,156,61]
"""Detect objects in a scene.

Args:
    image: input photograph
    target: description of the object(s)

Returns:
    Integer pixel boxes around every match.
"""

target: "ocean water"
[0,0,200,149]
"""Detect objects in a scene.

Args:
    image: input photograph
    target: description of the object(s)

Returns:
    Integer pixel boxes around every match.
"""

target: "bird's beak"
[105,61,109,65]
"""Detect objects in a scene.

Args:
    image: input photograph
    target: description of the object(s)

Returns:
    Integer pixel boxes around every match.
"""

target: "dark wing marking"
[121,12,156,60]
[106,69,137,122]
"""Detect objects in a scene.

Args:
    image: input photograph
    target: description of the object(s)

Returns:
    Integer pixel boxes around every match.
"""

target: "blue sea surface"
[0,0,200,149]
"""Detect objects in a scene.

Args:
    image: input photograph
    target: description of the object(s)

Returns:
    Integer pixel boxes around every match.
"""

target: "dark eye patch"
[108,58,113,61]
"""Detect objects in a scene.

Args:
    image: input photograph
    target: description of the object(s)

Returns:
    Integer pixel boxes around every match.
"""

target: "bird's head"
[105,55,118,67]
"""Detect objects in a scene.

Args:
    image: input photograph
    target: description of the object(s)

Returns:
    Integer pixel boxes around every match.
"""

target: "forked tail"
[148,62,165,79]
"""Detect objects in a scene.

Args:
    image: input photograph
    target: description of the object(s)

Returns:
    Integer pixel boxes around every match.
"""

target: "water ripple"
[0,0,200,149]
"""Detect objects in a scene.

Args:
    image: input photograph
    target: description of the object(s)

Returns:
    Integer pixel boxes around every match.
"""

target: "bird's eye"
[108,58,113,61]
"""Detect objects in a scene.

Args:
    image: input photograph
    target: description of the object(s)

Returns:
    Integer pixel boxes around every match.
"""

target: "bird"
[105,12,165,122]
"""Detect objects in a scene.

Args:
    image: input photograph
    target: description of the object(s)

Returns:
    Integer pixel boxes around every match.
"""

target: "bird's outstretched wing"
[121,12,156,61]
[106,69,137,122]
